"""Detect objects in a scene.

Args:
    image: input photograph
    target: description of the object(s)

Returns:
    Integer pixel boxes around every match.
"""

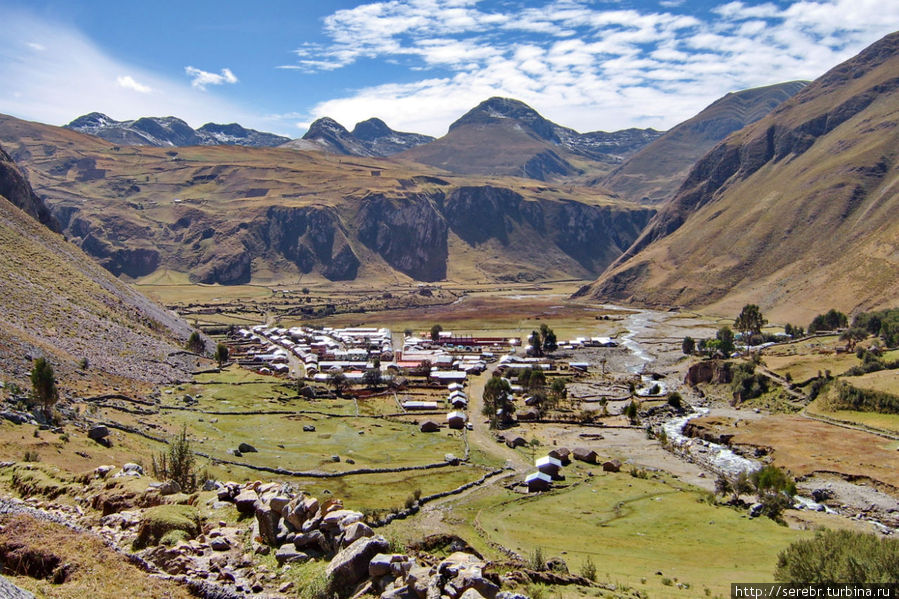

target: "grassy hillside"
[0,147,196,386]
[581,31,899,323]
[0,114,654,287]
[600,81,807,203]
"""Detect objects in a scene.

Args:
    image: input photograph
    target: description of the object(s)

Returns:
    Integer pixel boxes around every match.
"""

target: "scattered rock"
[275,544,309,566]
[303,425,316,432]
[157,480,182,496]
[87,425,110,441]
[210,537,231,551]
[238,442,257,453]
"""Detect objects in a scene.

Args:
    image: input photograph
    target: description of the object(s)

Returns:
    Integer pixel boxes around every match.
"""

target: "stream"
[612,308,889,526]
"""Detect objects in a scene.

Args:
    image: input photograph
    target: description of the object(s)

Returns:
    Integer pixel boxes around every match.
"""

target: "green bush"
[580,556,597,581]
[775,529,899,583]
[821,381,899,414]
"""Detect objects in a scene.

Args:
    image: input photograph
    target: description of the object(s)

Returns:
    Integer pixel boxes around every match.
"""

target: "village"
[224,322,632,493]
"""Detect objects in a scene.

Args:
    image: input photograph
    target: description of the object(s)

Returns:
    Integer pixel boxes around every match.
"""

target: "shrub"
[23,450,40,462]
[775,529,899,583]
[808,309,848,334]
[186,331,204,354]
[214,343,229,367]
[530,546,545,571]
[682,336,696,354]
[667,392,682,410]
[580,556,597,581]
[151,425,197,492]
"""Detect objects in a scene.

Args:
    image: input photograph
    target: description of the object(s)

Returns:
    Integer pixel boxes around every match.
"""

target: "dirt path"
[466,371,531,472]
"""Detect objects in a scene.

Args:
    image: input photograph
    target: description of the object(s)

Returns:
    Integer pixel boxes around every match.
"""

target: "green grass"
[454,472,807,599]
[807,398,899,434]
[134,504,201,549]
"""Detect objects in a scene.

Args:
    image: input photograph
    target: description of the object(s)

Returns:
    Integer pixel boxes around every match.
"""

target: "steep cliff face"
[260,206,360,281]
[357,194,448,281]
[582,31,899,320]
[443,186,543,245]
[0,145,60,232]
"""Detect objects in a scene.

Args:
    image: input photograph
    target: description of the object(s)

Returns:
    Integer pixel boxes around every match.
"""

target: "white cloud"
[184,66,238,90]
[116,75,152,94]
[27,42,45,51]
[0,12,262,131]
[291,0,899,136]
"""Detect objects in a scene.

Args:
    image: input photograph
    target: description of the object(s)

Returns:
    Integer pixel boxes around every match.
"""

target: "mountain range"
[284,117,436,157]
[65,112,291,148]
[400,97,663,181]
[578,30,899,322]
[1,31,896,321]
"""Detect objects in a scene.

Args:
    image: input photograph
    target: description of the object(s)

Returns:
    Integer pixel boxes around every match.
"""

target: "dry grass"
[0,513,193,598]
[730,415,899,490]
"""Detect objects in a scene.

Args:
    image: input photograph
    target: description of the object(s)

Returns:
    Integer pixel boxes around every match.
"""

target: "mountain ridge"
[579,31,899,322]
[65,112,290,148]
[283,116,435,157]
[599,81,809,203]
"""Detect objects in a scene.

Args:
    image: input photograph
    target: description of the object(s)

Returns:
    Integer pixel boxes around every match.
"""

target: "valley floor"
[1,282,896,598]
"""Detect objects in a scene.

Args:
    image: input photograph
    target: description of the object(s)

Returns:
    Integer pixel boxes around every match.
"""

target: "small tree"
[30,358,58,416]
[528,330,543,357]
[716,326,736,356]
[682,336,695,355]
[186,331,204,354]
[735,304,767,340]
[667,391,683,410]
[539,324,557,354]
[332,372,348,397]
[430,324,443,342]
[528,369,546,393]
[550,378,567,400]
[214,343,229,367]
[482,376,513,429]
[839,327,867,351]
[152,424,197,492]
[624,400,640,424]
[363,367,382,390]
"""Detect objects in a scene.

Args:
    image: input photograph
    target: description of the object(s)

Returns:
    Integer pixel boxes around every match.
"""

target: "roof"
[525,472,552,484]
[536,456,562,469]
[446,411,466,420]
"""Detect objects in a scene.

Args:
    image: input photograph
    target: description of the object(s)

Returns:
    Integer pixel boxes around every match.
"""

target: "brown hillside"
[0,115,654,286]
[579,31,899,323]
[600,81,807,203]
[0,146,197,385]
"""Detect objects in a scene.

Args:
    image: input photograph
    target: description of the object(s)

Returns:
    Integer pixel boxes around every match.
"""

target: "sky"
[1,0,896,138]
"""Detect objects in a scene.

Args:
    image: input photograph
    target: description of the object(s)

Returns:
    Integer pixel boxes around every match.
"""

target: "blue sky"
[1,0,896,138]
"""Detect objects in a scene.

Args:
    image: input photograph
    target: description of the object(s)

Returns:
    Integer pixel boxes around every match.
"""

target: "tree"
[430,324,443,342]
[30,358,58,415]
[550,378,567,400]
[624,400,640,424]
[735,304,767,340]
[839,327,867,351]
[482,376,513,429]
[528,330,543,357]
[750,465,796,521]
[809,309,848,333]
[186,331,204,354]
[527,369,546,393]
[539,324,558,354]
[682,336,695,355]
[214,343,229,367]
[716,326,736,357]
[363,367,382,390]
[332,372,348,397]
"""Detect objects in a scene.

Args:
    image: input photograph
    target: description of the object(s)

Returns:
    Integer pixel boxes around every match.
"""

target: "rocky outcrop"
[684,360,733,386]
[0,145,60,232]
[357,194,448,281]
[294,117,434,157]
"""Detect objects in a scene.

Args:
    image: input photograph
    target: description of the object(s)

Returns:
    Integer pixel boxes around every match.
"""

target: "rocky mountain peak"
[351,118,393,141]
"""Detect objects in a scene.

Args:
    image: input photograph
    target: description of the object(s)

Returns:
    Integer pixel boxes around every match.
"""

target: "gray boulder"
[342,521,374,547]
[255,503,281,546]
[325,535,389,596]
[238,442,257,453]
[210,537,231,551]
[157,480,181,496]
[275,544,309,566]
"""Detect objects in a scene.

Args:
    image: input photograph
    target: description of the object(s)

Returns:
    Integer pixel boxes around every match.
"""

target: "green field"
[451,472,808,599]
